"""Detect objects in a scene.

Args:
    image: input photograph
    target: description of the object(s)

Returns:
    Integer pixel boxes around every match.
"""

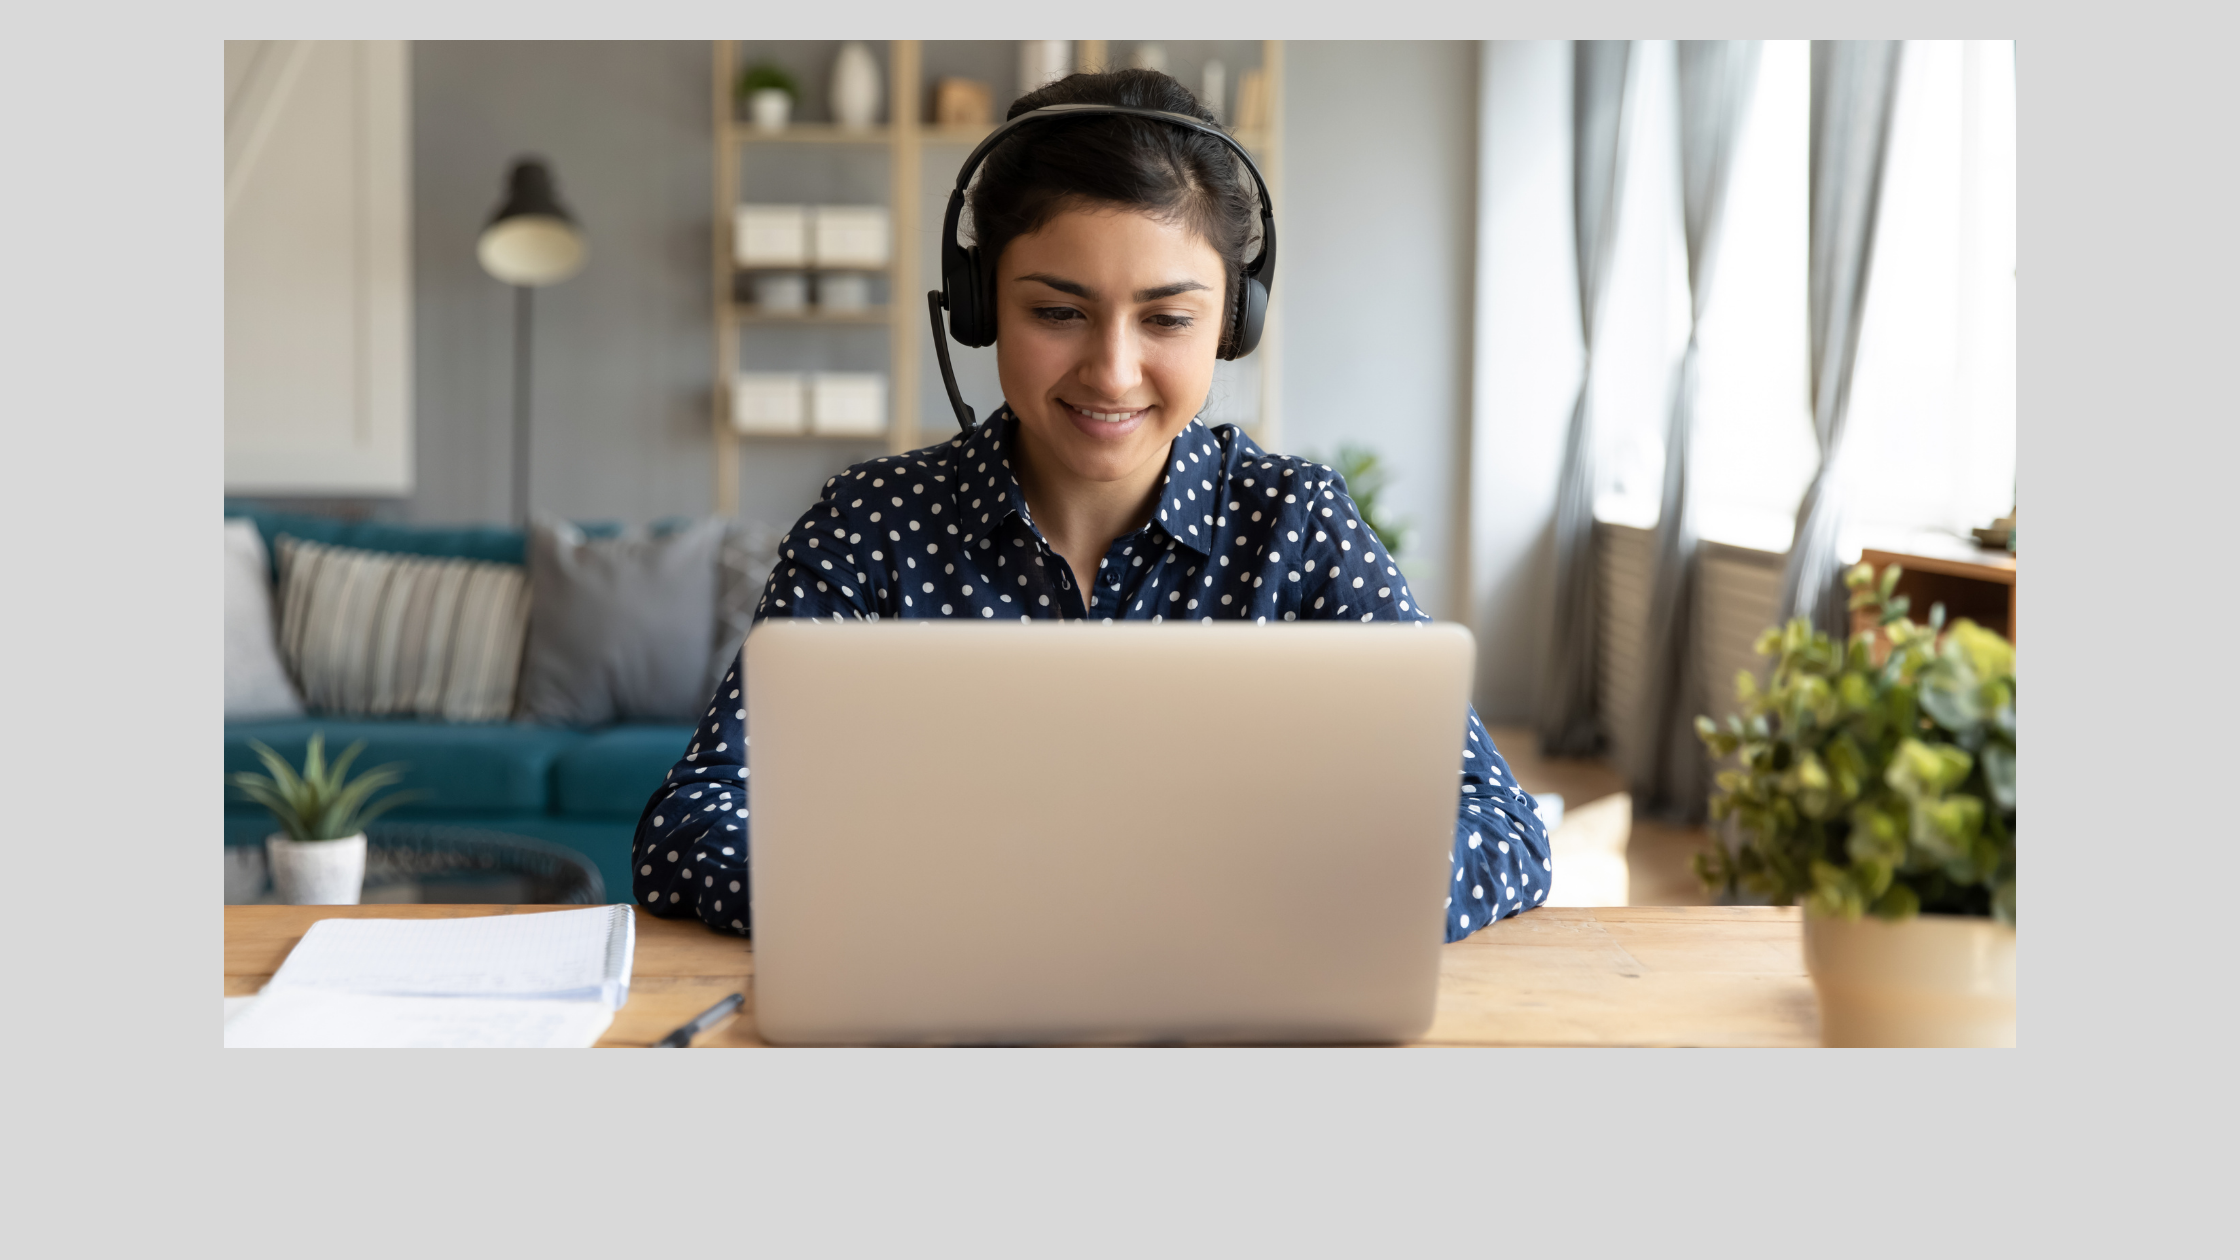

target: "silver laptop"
[744,620,1474,1046]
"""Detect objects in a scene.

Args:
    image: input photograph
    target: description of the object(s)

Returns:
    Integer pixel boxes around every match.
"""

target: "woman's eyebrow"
[1017,272,1093,298]
[1014,274,1213,302]
[1134,280,1212,301]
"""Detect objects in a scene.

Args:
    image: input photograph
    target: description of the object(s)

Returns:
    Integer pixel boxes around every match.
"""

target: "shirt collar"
[970,408,1218,559]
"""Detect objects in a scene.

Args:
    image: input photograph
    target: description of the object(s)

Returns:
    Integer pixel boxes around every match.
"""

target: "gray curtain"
[1637,41,1762,821]
[1538,40,1635,757]
[1777,40,1905,639]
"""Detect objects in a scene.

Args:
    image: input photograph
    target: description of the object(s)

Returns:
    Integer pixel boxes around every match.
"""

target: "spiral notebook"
[225,906,636,1049]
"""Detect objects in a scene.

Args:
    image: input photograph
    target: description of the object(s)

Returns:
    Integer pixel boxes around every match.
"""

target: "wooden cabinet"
[1857,542,2016,643]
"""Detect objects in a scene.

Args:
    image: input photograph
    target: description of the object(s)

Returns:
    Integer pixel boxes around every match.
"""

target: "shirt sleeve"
[1291,468,1555,941]
[630,488,870,934]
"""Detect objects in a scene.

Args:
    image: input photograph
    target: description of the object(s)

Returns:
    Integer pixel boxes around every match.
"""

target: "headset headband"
[928,101,1279,433]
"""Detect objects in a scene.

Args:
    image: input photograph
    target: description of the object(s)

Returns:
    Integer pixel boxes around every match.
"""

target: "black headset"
[928,102,1279,434]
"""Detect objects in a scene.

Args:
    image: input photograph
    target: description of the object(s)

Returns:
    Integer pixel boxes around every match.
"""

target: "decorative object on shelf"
[751,271,809,312]
[477,157,587,526]
[933,77,993,127]
[229,731,419,905]
[1129,43,1168,74]
[734,203,809,267]
[830,42,882,129]
[809,372,887,436]
[1971,507,2016,553]
[736,62,800,133]
[809,205,891,269]
[1020,40,1072,95]
[1201,59,1227,123]
[1235,67,1270,135]
[1695,562,2017,1046]
[733,372,807,434]
[816,272,872,312]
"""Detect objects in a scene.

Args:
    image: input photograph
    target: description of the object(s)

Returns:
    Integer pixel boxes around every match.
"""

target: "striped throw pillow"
[274,535,532,722]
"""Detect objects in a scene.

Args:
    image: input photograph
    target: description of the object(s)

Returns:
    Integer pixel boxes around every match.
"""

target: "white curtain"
[1538,40,1635,756]
[1637,41,1762,819]
[1777,41,1905,638]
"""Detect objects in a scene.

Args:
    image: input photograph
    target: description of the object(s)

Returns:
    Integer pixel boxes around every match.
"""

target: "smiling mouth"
[1063,400,1150,424]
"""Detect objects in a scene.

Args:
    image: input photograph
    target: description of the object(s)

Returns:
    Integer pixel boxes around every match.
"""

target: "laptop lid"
[745,620,1474,1045]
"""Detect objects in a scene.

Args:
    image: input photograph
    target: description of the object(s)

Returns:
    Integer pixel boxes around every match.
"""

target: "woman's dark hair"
[967,69,1261,342]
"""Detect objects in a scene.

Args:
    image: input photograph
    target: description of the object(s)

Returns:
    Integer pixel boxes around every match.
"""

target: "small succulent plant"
[229,731,419,842]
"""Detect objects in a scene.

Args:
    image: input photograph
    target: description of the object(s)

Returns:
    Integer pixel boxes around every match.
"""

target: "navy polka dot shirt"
[632,409,1554,943]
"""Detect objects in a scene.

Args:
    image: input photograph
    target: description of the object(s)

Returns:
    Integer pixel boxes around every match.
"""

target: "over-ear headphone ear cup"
[1223,276,1269,360]
[947,244,1000,348]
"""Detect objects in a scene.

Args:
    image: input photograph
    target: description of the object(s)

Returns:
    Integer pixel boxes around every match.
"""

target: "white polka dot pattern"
[632,408,1553,942]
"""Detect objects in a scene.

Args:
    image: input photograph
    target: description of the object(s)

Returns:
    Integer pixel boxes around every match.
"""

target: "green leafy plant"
[735,63,801,101]
[1323,444,1410,558]
[228,732,419,842]
[1694,562,2016,925]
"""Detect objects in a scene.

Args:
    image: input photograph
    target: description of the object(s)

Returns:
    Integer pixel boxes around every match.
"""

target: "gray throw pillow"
[707,519,785,693]
[518,516,725,725]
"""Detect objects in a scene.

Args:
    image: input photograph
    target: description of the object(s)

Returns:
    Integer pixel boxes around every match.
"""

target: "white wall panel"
[225,41,413,496]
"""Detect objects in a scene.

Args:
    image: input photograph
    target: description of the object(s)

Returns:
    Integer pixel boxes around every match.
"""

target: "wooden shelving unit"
[710,40,1283,516]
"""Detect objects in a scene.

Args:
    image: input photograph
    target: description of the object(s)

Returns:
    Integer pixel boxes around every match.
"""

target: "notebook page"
[224,992,616,1049]
[263,906,635,1007]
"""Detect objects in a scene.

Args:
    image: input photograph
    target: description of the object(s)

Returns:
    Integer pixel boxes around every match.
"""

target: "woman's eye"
[1147,314,1195,330]
[1032,306,1084,325]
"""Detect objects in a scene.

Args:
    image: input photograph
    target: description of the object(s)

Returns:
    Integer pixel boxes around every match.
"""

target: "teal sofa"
[223,508,688,901]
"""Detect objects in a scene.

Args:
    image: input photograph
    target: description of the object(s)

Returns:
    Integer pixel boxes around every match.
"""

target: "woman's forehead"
[1001,203,1223,287]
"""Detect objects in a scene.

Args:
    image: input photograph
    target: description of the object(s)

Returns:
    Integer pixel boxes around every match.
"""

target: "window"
[1588,39,2018,556]
[1841,40,2017,547]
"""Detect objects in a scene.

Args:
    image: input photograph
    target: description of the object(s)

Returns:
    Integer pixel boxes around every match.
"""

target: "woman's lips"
[1062,400,1150,439]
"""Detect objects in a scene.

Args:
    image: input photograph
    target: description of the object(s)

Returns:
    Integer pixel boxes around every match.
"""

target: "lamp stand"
[511,284,533,527]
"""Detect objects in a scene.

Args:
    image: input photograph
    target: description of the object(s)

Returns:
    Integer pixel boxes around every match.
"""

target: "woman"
[633,69,1552,944]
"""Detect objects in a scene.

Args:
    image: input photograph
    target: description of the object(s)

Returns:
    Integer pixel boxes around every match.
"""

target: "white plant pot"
[830,42,881,129]
[266,832,367,906]
[749,88,791,133]
[1803,913,2015,1047]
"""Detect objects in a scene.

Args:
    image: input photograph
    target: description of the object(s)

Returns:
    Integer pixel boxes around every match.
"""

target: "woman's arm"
[1281,461,1555,940]
[630,480,880,933]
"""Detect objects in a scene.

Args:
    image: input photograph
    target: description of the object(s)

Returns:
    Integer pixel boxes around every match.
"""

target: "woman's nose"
[1076,318,1143,402]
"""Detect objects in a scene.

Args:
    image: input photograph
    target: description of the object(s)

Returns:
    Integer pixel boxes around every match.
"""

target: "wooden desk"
[224,905,1819,1048]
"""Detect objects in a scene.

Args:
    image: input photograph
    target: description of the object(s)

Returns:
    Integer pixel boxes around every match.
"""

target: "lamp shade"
[477,158,586,287]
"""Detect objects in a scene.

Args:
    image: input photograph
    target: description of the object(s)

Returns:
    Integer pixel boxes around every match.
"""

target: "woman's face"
[994,203,1226,489]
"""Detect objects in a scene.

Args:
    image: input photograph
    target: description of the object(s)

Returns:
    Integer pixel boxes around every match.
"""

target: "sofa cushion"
[551,724,695,817]
[273,536,531,722]
[517,518,724,726]
[225,719,586,815]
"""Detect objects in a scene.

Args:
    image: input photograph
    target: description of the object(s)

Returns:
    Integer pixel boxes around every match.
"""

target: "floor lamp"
[476,157,586,526]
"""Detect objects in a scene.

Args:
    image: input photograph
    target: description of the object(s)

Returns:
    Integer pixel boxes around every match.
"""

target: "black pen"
[651,992,745,1048]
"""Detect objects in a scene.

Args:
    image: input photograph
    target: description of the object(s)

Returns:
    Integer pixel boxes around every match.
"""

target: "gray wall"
[1277,41,1478,630]
[407,41,729,526]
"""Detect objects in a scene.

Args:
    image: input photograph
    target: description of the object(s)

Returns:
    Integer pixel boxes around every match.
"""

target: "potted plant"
[1695,562,2016,1046]
[229,732,417,905]
[736,63,801,134]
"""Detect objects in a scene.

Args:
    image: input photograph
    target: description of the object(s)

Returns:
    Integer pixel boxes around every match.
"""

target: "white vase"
[749,88,792,133]
[1803,912,2016,1047]
[267,832,367,906]
[831,42,881,129]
